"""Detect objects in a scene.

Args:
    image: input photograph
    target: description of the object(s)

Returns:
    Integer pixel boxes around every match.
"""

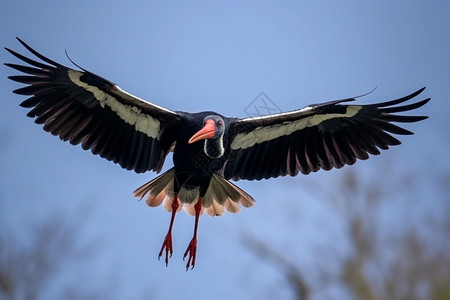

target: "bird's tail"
[132,168,255,217]
[133,167,177,207]
[197,173,255,216]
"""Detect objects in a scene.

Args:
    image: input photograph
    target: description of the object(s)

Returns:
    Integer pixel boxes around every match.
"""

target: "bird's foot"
[158,234,173,266]
[183,238,197,270]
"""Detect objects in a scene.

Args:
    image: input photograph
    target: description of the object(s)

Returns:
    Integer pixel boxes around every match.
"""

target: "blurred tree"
[0,215,111,300]
[242,167,450,300]
[244,237,309,300]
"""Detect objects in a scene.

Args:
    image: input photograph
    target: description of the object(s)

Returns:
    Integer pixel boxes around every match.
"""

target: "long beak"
[188,119,216,144]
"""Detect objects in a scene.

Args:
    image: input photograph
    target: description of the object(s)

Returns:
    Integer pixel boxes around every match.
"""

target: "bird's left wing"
[5,38,181,173]
[223,88,429,181]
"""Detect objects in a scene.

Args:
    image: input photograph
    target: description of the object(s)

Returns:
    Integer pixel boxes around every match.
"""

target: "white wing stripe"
[68,70,160,138]
[231,106,361,150]
[239,106,314,122]
[114,85,178,115]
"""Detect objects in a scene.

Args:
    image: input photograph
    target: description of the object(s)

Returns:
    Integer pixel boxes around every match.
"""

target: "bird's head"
[188,115,226,159]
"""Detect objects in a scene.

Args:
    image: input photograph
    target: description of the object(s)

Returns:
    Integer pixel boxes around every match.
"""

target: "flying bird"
[5,38,429,270]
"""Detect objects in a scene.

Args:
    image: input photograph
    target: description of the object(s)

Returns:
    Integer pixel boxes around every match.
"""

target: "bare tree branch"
[0,215,110,300]
[242,165,450,300]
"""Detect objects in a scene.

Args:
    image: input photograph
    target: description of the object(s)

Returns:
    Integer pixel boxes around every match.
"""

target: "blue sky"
[1,1,449,299]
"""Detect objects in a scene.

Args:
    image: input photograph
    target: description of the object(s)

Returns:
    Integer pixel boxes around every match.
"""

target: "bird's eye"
[218,121,223,127]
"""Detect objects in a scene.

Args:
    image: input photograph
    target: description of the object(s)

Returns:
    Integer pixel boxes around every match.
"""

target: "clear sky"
[1,1,448,299]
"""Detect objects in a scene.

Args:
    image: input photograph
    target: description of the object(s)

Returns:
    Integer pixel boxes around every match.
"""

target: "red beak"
[188,119,216,144]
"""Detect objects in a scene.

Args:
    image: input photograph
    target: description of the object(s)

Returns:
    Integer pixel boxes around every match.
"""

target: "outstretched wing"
[6,38,181,173]
[223,88,429,180]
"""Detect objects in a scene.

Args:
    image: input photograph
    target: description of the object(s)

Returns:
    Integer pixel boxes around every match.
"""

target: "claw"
[183,238,197,270]
[158,234,173,266]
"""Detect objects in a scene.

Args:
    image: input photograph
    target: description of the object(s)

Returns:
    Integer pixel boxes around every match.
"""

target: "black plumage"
[5,38,429,269]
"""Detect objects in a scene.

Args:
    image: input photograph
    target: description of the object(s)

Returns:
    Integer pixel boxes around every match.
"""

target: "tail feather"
[203,174,255,215]
[133,167,175,207]
[133,168,255,217]
[224,199,241,213]
[205,201,225,217]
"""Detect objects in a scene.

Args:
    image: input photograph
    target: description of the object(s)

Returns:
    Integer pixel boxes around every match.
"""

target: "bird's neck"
[204,137,224,159]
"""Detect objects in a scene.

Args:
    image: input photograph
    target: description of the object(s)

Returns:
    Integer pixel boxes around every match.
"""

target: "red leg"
[158,194,179,266]
[183,197,202,270]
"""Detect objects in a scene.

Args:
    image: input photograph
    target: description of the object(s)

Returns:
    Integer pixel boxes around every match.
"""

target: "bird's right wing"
[6,38,181,173]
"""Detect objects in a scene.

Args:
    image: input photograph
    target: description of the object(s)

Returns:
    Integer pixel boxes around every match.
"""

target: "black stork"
[5,38,430,270]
